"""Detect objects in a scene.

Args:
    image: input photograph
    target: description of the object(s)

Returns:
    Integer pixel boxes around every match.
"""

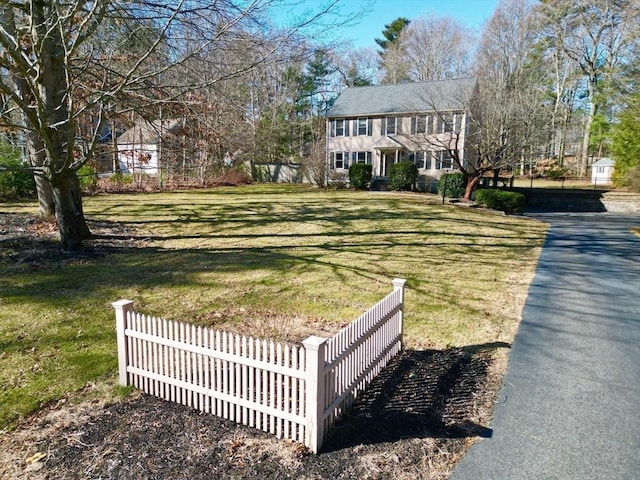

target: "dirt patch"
[0,347,505,480]
[0,212,146,268]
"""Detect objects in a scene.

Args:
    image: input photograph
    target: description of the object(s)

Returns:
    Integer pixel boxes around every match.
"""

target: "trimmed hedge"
[389,161,418,191]
[348,163,372,190]
[474,189,526,214]
[437,172,466,198]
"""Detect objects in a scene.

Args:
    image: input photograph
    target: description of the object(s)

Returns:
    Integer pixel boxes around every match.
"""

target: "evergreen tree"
[375,17,411,84]
[374,17,410,51]
[611,93,640,190]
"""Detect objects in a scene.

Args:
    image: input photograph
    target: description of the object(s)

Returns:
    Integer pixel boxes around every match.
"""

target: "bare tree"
[468,0,546,183]
[400,78,482,200]
[331,46,378,87]
[539,40,582,166]
[402,15,476,81]
[0,0,342,251]
[409,0,545,200]
[537,0,635,176]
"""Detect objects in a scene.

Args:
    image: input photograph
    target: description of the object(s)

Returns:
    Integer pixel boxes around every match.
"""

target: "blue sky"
[278,0,499,49]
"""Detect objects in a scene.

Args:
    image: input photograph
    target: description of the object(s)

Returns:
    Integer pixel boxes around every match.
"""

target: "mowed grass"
[0,184,547,429]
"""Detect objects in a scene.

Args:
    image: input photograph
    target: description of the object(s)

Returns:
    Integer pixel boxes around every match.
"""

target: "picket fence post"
[302,335,327,454]
[392,278,407,348]
[112,299,134,386]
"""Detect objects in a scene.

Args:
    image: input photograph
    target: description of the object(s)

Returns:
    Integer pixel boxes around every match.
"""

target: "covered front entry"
[381,151,400,177]
[370,149,402,190]
[373,136,405,177]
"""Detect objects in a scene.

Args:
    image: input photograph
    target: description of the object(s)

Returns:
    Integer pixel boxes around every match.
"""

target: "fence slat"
[241,336,248,426]
[248,337,255,428]
[255,338,262,431]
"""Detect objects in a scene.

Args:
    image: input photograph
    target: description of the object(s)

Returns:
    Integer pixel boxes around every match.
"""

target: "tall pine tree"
[375,18,411,84]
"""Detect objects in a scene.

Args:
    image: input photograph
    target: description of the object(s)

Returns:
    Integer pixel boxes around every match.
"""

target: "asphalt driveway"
[451,213,640,480]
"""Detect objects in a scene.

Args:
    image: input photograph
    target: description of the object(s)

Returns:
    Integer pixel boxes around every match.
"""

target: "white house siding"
[592,166,614,185]
[117,143,160,175]
[591,158,615,185]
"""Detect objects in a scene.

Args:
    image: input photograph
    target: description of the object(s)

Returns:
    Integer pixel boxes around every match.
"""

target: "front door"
[382,151,398,177]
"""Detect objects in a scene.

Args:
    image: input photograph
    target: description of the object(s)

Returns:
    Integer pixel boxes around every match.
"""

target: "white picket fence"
[112,278,406,453]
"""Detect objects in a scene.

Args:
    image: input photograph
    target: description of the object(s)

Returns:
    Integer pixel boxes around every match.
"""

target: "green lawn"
[0,184,547,428]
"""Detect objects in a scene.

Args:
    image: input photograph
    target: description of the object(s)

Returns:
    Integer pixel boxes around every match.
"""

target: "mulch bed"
[0,211,503,480]
[1,348,500,480]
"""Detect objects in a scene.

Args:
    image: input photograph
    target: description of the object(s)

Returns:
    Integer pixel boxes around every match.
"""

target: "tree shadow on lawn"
[1,224,535,324]
[321,343,509,452]
[87,192,541,243]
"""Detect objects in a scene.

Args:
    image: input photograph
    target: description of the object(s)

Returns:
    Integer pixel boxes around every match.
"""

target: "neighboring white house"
[591,157,615,185]
[326,77,478,189]
[116,119,181,175]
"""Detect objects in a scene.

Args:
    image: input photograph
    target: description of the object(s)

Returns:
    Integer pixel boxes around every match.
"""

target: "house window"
[597,166,605,173]
[352,151,372,164]
[383,116,397,135]
[438,113,458,133]
[331,151,348,170]
[434,150,453,170]
[409,151,431,169]
[411,115,428,135]
[331,119,349,137]
[356,118,372,136]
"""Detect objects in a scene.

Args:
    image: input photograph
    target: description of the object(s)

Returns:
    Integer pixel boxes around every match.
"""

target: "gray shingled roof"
[327,77,478,118]
[592,157,615,167]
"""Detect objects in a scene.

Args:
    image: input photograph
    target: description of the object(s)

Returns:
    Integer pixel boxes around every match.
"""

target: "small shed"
[591,157,615,185]
[116,119,181,175]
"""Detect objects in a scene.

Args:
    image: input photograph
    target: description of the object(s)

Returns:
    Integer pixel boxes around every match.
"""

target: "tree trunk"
[25,130,55,217]
[558,100,572,167]
[112,120,120,174]
[579,79,597,177]
[463,175,481,202]
[34,175,56,218]
[491,168,501,188]
[51,171,92,252]
[579,107,594,177]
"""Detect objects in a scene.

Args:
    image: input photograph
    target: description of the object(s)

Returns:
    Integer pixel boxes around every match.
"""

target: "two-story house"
[326,77,478,190]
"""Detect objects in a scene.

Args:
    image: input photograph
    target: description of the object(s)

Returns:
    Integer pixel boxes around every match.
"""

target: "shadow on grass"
[1,203,543,308]
[87,197,538,237]
[321,343,510,452]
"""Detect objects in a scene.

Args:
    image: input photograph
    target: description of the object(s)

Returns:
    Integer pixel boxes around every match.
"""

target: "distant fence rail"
[113,278,406,453]
[512,175,609,189]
